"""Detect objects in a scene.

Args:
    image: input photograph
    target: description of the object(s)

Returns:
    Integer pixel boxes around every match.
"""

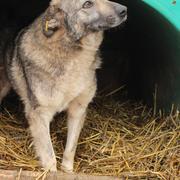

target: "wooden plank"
[0,170,120,180]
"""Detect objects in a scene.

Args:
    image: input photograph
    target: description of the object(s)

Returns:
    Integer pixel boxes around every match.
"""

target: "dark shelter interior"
[0,0,179,112]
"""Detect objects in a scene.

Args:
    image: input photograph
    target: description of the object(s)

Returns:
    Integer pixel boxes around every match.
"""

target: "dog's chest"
[33,52,96,110]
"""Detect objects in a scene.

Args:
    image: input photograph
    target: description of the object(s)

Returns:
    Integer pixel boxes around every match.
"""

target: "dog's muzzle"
[106,4,127,28]
[87,3,127,31]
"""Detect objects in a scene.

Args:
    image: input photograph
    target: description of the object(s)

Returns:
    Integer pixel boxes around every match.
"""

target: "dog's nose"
[119,8,127,18]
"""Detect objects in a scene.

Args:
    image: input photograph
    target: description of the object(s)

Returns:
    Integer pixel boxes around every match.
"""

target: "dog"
[0,0,127,172]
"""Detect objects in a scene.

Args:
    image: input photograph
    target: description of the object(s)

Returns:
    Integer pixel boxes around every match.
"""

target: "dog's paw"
[41,159,57,172]
[61,156,74,174]
[61,165,74,174]
[49,165,58,172]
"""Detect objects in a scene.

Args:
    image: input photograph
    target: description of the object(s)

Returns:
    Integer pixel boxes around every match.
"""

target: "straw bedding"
[0,96,179,179]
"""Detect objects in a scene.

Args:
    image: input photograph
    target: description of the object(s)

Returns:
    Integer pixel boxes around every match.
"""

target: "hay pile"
[0,97,179,179]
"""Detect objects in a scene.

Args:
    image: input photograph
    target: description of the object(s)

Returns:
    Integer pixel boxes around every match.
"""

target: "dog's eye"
[83,1,94,9]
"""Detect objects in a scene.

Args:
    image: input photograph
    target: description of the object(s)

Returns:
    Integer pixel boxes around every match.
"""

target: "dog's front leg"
[62,87,96,173]
[26,106,57,171]
[61,99,86,173]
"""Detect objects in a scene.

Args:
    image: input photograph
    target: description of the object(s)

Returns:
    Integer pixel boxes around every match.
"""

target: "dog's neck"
[80,32,103,52]
[25,13,103,61]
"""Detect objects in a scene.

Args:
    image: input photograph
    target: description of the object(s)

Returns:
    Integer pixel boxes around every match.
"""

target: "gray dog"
[0,0,127,172]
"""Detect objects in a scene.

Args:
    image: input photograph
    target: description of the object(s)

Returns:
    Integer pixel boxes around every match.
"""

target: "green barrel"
[143,0,180,30]
[122,0,180,111]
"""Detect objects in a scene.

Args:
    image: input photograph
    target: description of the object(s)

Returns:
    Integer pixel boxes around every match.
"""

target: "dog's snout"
[119,9,127,18]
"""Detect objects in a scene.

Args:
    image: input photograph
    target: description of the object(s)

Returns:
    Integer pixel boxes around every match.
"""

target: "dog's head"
[43,0,127,40]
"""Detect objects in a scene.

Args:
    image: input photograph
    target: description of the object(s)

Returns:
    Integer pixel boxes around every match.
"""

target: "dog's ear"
[42,5,65,37]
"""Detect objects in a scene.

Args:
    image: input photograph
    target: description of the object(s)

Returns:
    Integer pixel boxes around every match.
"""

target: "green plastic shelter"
[143,0,180,30]
[118,0,180,111]
[142,0,180,110]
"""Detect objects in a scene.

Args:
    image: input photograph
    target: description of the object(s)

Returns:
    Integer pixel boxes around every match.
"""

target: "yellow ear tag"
[45,21,49,32]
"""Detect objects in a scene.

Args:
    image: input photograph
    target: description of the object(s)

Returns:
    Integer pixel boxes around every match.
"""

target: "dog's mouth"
[87,25,108,32]
[111,15,127,28]
[87,16,127,31]
[96,25,111,31]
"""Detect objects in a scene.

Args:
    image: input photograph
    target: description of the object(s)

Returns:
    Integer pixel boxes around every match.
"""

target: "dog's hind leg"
[62,86,96,173]
[0,67,11,105]
[26,106,57,171]
[0,82,11,104]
